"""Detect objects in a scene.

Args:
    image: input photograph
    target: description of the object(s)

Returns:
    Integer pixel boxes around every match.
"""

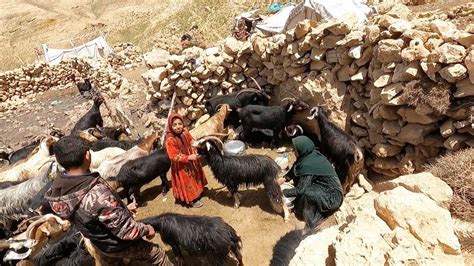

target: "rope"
[161,91,177,146]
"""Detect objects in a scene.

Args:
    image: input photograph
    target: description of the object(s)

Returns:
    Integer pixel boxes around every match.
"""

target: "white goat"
[96,133,159,189]
[0,136,57,183]
[0,163,58,229]
[90,147,126,169]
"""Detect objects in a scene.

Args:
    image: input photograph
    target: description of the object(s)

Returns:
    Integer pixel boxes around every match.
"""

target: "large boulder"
[377,172,453,208]
[375,187,462,255]
[143,49,170,68]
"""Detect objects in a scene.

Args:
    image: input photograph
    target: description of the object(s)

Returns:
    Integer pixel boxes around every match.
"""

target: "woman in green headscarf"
[282,136,343,229]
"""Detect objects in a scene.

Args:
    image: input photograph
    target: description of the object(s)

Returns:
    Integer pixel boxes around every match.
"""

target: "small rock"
[439,64,467,83]
[434,43,466,64]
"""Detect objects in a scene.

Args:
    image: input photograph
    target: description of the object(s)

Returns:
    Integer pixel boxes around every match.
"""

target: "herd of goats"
[0,79,365,265]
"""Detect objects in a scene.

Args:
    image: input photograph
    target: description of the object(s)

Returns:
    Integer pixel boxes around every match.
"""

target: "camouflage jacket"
[45,171,149,252]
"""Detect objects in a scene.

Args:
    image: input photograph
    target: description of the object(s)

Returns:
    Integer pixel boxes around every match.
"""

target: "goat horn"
[295,125,303,134]
[287,104,294,112]
[197,136,225,155]
[281,97,296,102]
[250,77,263,91]
[236,88,261,97]
[204,132,228,137]
[307,107,318,120]
[215,104,229,111]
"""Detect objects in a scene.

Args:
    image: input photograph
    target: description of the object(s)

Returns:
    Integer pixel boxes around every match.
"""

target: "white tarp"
[43,35,113,65]
[256,0,372,34]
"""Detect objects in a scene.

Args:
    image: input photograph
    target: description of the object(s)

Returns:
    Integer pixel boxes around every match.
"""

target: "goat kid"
[141,213,243,266]
[33,227,94,266]
[190,104,231,141]
[115,148,171,206]
[97,133,160,190]
[194,136,289,221]
[307,107,365,194]
[0,136,56,183]
[71,96,104,133]
[238,98,309,147]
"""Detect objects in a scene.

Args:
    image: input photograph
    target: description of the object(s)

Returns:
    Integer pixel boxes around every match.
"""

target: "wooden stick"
[161,91,177,146]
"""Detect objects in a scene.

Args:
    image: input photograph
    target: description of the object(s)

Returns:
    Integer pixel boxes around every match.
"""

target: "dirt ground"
[0,75,311,265]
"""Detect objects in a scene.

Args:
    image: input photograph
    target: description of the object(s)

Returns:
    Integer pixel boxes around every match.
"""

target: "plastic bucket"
[280,183,296,210]
[223,140,246,156]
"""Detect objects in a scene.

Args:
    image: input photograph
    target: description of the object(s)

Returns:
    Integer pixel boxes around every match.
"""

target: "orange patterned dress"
[165,116,207,204]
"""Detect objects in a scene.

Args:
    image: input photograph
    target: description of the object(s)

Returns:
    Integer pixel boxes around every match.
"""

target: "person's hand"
[277,176,286,185]
[127,202,138,212]
[188,154,201,161]
[146,224,155,240]
[127,202,138,218]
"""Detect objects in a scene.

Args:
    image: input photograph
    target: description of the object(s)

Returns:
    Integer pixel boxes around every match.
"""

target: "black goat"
[77,79,92,94]
[4,140,40,165]
[238,98,309,146]
[141,213,243,265]
[115,148,171,206]
[284,123,321,148]
[270,229,312,266]
[71,96,104,133]
[97,126,131,140]
[205,78,271,126]
[194,136,289,221]
[90,139,141,151]
[307,107,364,194]
[33,227,94,266]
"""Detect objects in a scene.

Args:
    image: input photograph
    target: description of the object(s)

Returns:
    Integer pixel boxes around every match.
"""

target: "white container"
[223,140,246,156]
[281,183,296,210]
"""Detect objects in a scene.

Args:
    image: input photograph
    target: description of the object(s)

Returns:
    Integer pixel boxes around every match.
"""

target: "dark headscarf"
[292,136,338,177]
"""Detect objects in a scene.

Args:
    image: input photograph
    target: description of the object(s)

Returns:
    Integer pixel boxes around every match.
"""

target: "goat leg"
[282,201,290,223]
[131,186,145,207]
[160,175,170,195]
[232,191,241,208]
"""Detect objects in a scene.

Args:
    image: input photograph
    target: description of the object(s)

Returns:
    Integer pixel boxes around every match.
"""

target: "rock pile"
[108,43,144,70]
[0,58,129,112]
[291,172,465,265]
[142,3,473,176]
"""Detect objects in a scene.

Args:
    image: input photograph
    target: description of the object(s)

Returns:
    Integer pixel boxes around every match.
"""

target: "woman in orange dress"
[165,113,207,208]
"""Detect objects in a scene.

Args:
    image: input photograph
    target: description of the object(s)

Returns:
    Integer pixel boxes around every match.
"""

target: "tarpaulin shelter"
[255,0,373,35]
[42,33,113,65]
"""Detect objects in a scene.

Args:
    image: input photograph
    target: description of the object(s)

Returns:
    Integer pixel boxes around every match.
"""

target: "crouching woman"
[282,136,343,229]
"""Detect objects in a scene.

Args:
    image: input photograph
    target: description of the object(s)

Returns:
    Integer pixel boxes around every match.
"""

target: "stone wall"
[0,58,128,111]
[142,3,473,177]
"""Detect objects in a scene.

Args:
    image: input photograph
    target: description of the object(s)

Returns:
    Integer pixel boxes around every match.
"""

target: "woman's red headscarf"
[165,113,193,155]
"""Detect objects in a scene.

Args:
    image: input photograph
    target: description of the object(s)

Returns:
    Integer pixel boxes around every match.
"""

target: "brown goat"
[97,133,160,189]
[190,104,231,140]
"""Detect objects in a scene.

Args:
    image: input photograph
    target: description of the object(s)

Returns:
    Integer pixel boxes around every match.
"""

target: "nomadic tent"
[256,0,373,34]
[42,34,113,65]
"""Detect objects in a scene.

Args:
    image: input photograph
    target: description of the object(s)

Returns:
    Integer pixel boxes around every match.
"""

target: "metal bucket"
[223,140,246,156]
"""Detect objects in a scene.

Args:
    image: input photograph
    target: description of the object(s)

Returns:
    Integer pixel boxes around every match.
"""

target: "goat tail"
[269,228,313,266]
[230,231,244,265]
[264,162,284,205]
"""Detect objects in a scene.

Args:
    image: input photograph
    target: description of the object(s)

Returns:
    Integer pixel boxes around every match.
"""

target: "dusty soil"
[0,72,309,265]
